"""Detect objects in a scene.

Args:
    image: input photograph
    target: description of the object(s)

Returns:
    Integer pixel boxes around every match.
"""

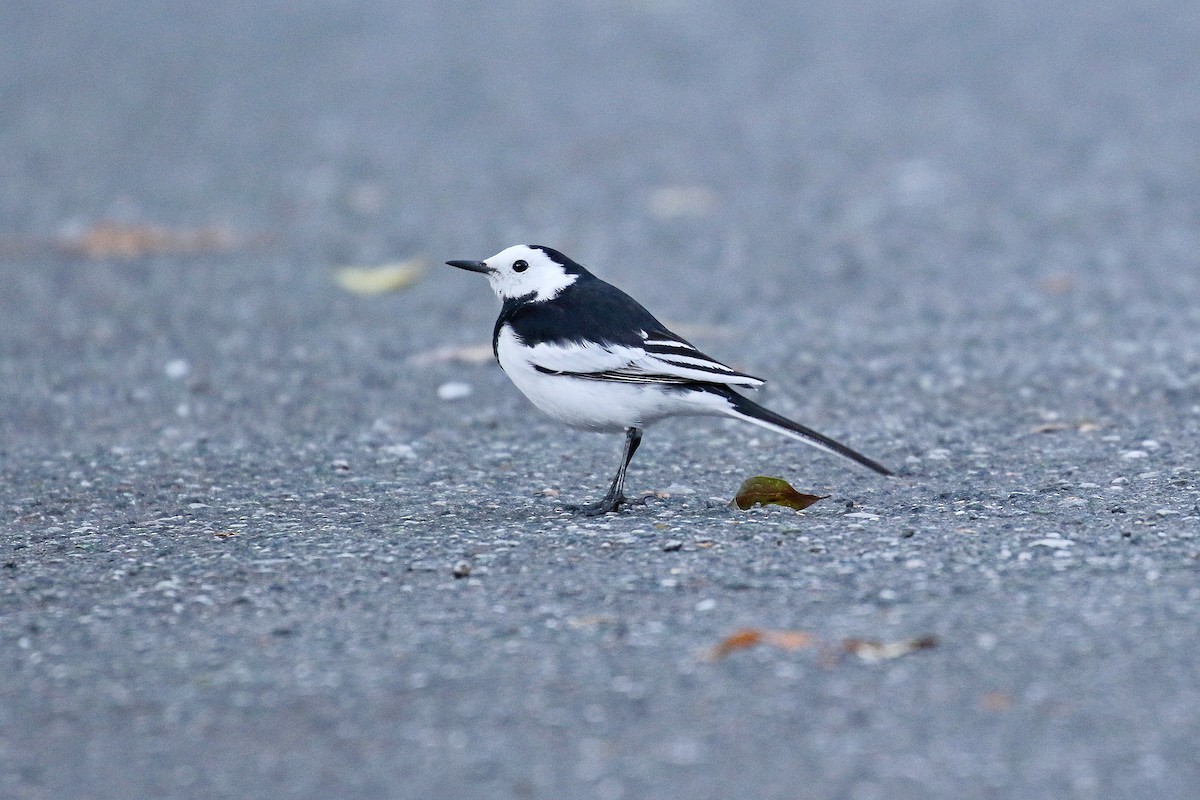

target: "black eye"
[512,260,529,273]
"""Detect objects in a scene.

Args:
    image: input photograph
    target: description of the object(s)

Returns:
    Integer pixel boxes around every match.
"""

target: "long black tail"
[721,391,893,476]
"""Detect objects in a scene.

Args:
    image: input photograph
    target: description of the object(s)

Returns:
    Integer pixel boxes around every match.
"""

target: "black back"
[492,274,683,357]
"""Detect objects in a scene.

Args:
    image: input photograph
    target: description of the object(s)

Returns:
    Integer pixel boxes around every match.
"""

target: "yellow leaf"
[407,343,494,366]
[334,259,424,295]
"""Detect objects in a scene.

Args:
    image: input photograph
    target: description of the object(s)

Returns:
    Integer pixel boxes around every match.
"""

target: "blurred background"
[3,3,1200,797]
[5,1,1196,266]
[2,0,1198,465]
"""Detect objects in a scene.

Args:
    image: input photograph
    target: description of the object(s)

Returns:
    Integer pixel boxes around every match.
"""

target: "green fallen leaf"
[733,476,828,511]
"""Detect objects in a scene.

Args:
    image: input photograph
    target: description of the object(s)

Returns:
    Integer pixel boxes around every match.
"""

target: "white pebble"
[164,359,190,379]
[1030,537,1073,549]
[437,381,473,401]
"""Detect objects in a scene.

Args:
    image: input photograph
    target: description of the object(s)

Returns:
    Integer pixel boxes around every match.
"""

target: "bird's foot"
[566,493,627,516]
[565,493,653,516]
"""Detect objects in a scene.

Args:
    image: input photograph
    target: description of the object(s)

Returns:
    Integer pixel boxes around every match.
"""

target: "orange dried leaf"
[710,628,764,658]
[763,630,816,650]
[733,476,828,511]
[62,222,246,259]
[708,627,815,660]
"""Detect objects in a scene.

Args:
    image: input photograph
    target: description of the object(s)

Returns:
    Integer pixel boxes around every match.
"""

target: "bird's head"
[446,244,586,302]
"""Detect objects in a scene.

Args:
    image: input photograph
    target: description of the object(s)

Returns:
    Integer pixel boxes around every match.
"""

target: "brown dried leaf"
[843,634,938,663]
[334,259,425,295]
[733,476,828,511]
[707,627,816,660]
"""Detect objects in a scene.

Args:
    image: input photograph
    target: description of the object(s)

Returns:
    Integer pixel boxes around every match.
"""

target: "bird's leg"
[574,427,643,516]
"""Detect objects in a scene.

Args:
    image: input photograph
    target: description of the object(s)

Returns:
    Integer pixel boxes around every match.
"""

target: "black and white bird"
[447,245,892,514]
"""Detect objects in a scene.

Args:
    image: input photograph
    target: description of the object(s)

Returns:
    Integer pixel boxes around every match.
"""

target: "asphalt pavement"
[2,1,1199,798]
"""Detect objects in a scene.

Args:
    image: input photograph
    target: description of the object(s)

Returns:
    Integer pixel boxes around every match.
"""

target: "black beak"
[446,259,492,274]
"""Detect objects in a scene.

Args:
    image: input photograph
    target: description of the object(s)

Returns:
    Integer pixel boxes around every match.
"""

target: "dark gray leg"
[574,427,643,516]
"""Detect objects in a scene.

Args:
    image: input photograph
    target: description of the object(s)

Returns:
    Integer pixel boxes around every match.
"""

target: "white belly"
[495,326,726,432]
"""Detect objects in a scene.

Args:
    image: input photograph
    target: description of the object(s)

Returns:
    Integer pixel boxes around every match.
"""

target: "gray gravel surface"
[3,1,1200,798]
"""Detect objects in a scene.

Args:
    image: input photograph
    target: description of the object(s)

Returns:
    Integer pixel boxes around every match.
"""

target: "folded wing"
[527,329,765,388]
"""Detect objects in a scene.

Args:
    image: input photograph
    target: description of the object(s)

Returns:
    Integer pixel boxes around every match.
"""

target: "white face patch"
[483,245,578,302]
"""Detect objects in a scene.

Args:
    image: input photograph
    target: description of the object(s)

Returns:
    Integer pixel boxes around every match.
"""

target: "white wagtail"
[447,245,892,514]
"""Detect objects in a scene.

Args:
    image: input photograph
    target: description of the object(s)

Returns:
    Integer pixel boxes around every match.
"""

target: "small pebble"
[164,359,190,379]
[1030,537,1073,549]
[662,539,683,552]
[381,443,416,459]
[452,560,472,578]
[437,381,473,401]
